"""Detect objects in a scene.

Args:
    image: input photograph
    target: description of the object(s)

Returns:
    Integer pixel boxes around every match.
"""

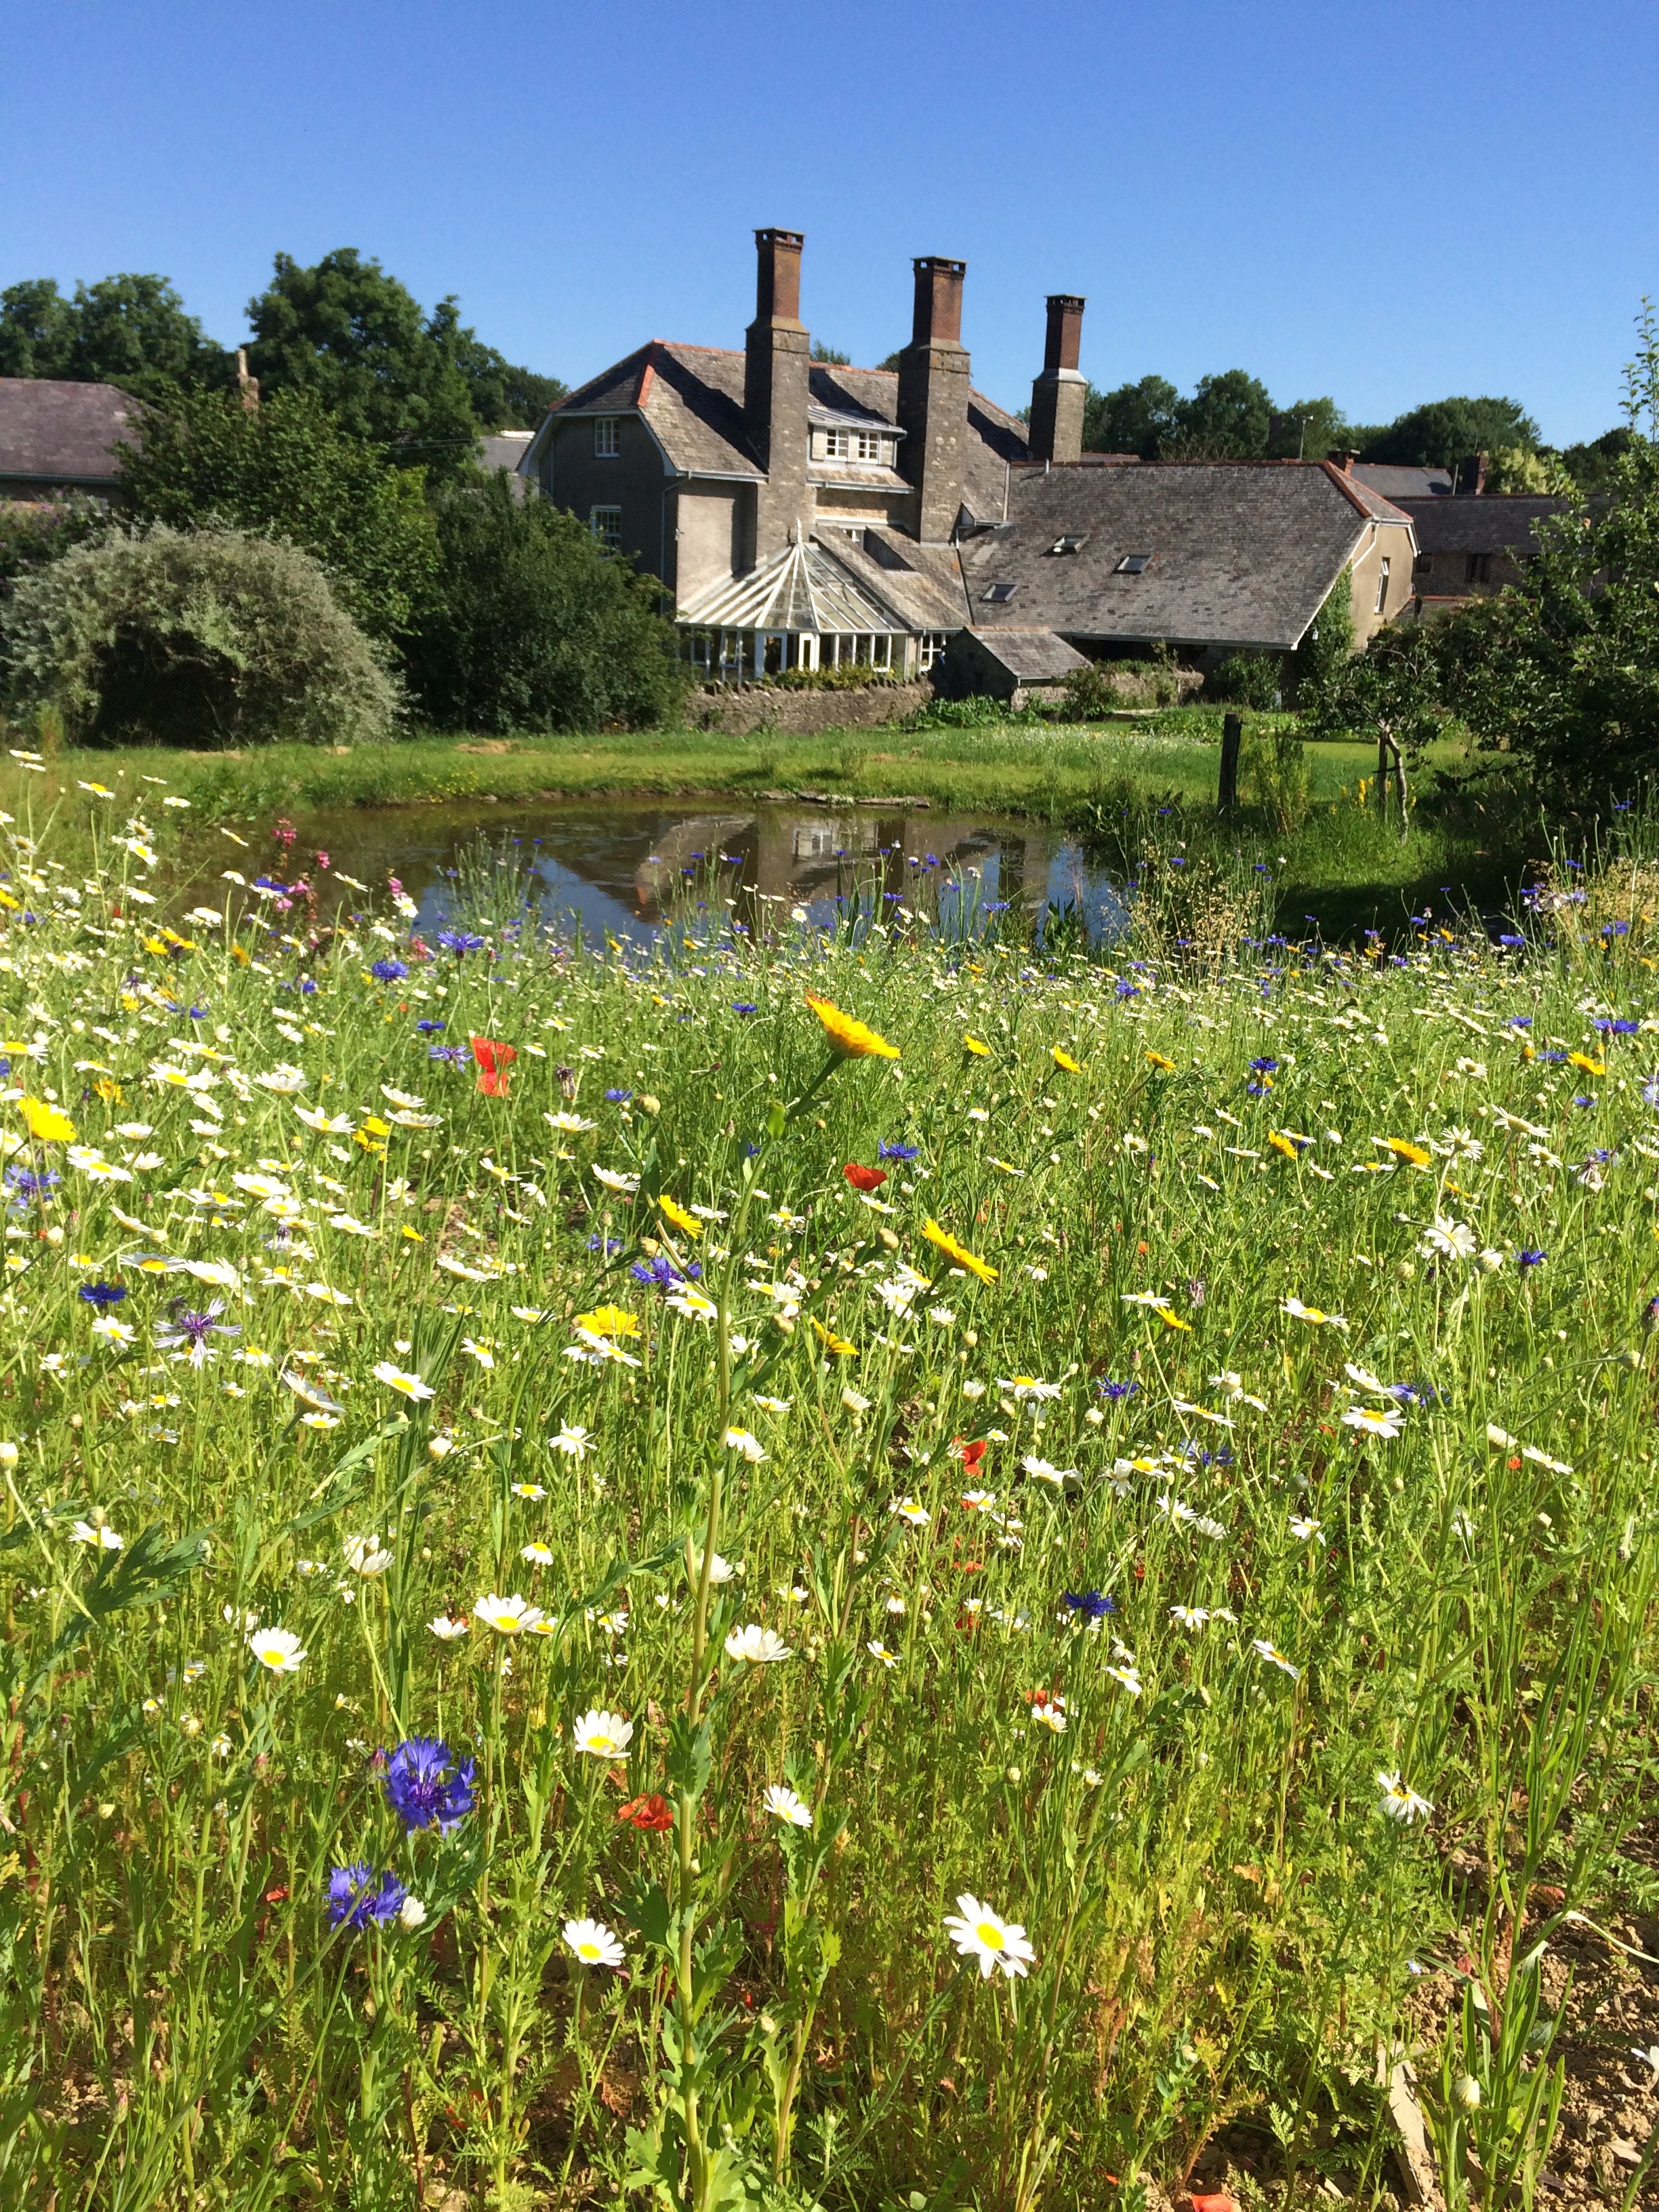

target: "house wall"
[672,483,750,605]
[1410,544,1530,598]
[812,486,919,539]
[1346,520,1418,643]
[538,413,675,589]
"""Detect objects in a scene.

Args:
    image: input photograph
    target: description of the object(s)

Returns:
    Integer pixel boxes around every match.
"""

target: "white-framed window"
[589,505,622,551]
[818,428,851,461]
[855,430,883,464]
[594,417,619,457]
[1374,555,1391,613]
[918,632,950,671]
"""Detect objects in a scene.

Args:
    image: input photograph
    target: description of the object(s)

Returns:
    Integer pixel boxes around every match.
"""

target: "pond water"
[183,798,1130,949]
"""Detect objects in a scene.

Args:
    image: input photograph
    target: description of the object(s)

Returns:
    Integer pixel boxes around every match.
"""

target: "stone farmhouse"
[518,230,1422,691]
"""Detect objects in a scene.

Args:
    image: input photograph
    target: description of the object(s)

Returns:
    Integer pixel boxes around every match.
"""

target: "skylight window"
[1048,535,1088,556]
[1115,553,1153,574]
[982,582,1019,605]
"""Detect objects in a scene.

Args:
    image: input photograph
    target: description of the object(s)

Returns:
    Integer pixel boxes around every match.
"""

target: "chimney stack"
[745,228,811,557]
[1456,451,1488,495]
[897,255,970,543]
[1027,294,1086,466]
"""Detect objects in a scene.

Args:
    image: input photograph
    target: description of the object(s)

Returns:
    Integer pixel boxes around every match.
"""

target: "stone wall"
[686,680,933,737]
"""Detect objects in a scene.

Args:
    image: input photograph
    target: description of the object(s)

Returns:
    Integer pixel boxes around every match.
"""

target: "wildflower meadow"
[1,775,1658,2212]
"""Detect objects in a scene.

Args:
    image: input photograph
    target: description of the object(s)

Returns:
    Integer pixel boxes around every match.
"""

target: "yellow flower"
[1051,1048,1083,1074]
[360,1113,392,1138]
[19,1097,75,1143]
[657,1194,702,1240]
[1145,1050,1175,1073]
[920,1218,998,1285]
[809,1317,858,1356]
[1268,1131,1299,1160]
[1381,1136,1432,1167]
[805,994,899,1061]
[963,1034,992,1057]
[93,1078,123,1104]
[1152,1301,1191,1331]
[1568,1050,1605,1076]
[401,1225,424,1242]
[575,1305,642,1339]
[0,890,18,913]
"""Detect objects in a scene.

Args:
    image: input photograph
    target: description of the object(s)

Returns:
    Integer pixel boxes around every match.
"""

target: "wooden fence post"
[1218,712,1242,815]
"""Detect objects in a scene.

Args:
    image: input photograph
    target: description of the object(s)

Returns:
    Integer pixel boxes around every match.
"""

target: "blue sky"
[3,0,1654,443]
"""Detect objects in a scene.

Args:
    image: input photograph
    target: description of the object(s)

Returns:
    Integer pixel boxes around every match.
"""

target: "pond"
[181,797,1130,949]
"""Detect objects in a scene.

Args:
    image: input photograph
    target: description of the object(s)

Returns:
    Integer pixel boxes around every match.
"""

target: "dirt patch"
[455,739,518,755]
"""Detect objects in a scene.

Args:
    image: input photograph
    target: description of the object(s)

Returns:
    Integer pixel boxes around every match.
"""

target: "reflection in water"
[182,800,1130,951]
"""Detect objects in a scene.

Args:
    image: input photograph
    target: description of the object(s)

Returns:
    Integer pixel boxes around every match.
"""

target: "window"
[1374,556,1391,613]
[1048,534,1088,556]
[589,505,622,552]
[1413,552,1433,577]
[1115,553,1152,574]
[981,581,1019,606]
[855,430,883,464]
[819,428,851,461]
[594,417,619,457]
[918,632,950,671]
[1465,552,1491,586]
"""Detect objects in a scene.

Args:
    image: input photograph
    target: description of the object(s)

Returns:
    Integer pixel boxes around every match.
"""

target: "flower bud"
[0,1441,18,1470]
[1453,2074,1481,2110]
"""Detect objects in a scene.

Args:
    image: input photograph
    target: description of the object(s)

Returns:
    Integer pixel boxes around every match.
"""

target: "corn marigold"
[804,994,899,1060]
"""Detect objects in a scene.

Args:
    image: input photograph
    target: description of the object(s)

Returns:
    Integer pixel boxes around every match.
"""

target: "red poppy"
[617,1792,674,1833]
[843,1163,886,1192]
[956,1437,988,1477]
[1189,2196,1239,2212]
[470,1036,518,1097]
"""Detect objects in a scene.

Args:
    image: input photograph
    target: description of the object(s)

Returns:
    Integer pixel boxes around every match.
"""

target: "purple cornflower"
[5,1164,60,1210]
[731,1002,758,1017]
[587,1233,623,1256]
[436,930,486,956]
[1096,1378,1138,1401]
[371,958,409,983]
[604,1088,632,1103]
[155,1298,238,1369]
[416,1019,447,1033]
[630,1252,703,1288]
[430,1045,470,1064]
[1113,979,1139,999]
[1062,1590,1117,1620]
[878,1142,920,1162]
[327,1862,407,1930]
[78,1282,127,1307]
[1249,1057,1279,1073]
[1518,1248,1547,1271]
[383,1738,477,1835]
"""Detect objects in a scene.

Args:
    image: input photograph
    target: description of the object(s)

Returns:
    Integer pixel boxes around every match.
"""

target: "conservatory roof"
[677,538,903,634]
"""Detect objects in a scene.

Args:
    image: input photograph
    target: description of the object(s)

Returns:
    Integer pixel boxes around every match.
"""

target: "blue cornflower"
[417,1019,447,1033]
[1249,1057,1279,1073]
[1114,979,1139,999]
[1518,1248,1547,1270]
[1498,934,1525,949]
[1510,1015,1533,1028]
[383,1738,477,1835]
[1642,1077,1659,1107]
[78,1282,127,1307]
[604,1088,632,1103]
[188,1003,209,1019]
[1603,922,1631,938]
[878,1142,920,1161]
[630,1253,703,1288]
[5,1164,60,1210]
[436,930,486,955]
[371,958,409,983]
[327,1862,408,1930]
[1062,1590,1116,1620]
[300,977,319,996]
[1095,1378,1137,1401]
[1596,1017,1639,1033]
[1538,1050,1568,1063]
[430,1045,470,1064]
[586,1233,623,1255]
[731,1002,758,1016]
[1572,1094,1595,1108]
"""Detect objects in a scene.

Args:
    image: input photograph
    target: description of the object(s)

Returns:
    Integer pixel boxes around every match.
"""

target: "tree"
[1266,396,1353,461]
[1166,369,1275,460]
[810,342,851,366]
[404,474,689,733]
[1083,375,1182,457]
[0,525,397,747]
[1361,395,1539,467]
[1559,426,1634,495]
[0,274,225,398]
[1482,445,1577,495]
[246,249,560,470]
[0,279,75,377]
[116,387,438,640]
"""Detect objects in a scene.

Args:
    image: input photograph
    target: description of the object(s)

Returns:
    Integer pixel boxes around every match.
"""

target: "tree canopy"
[116,387,439,640]
[1359,394,1540,466]
[0,274,226,400]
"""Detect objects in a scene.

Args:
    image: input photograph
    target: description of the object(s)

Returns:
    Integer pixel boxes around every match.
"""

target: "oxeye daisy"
[942,1893,1036,1980]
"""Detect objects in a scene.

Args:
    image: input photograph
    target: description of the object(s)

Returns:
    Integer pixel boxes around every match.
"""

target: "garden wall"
[687,680,933,737]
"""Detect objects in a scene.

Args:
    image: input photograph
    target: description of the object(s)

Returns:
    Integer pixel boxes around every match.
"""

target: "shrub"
[0,495,110,594]
[906,693,1046,730]
[0,524,398,747]
[405,476,688,732]
[1238,722,1310,830]
[1208,651,1282,710]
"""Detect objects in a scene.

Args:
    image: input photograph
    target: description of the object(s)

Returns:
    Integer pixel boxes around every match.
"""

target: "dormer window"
[855,430,884,463]
[1115,552,1153,574]
[594,417,619,457]
[813,426,895,465]
[820,428,851,460]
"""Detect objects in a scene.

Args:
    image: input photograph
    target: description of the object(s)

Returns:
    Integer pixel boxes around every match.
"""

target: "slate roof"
[960,628,1091,682]
[535,343,1028,506]
[478,430,533,473]
[1352,462,1454,500]
[822,530,968,631]
[0,377,134,487]
[957,460,1408,651]
[1393,494,1570,558]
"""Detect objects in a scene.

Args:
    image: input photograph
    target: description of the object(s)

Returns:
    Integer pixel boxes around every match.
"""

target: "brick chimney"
[745,228,811,556]
[1456,451,1488,495]
[1027,295,1086,465]
[897,256,970,542]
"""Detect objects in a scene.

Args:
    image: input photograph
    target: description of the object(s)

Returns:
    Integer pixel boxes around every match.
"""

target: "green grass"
[0,788,1655,2207]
